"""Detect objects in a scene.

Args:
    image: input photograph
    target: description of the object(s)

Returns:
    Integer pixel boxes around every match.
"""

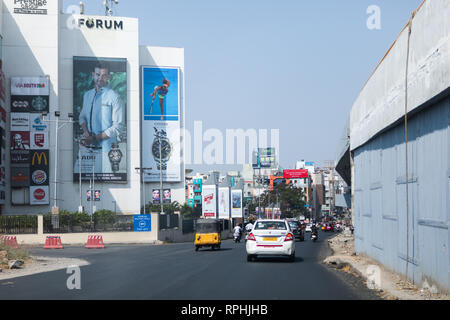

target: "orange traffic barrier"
[43,236,64,249]
[85,235,104,249]
[3,236,19,249]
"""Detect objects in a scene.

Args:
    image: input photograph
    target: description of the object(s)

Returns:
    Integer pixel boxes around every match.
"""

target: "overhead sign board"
[283,169,309,179]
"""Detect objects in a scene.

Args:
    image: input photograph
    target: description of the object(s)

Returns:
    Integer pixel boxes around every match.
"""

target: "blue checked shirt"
[79,86,125,150]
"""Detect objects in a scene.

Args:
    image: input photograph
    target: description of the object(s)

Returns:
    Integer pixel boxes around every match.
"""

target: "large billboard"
[73,57,127,182]
[141,67,181,182]
[218,187,230,219]
[231,189,243,218]
[202,185,217,218]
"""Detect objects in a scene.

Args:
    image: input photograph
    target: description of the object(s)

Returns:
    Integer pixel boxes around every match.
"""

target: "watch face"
[109,150,122,162]
[152,138,172,160]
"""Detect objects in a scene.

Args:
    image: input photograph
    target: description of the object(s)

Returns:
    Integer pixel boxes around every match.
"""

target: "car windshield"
[255,221,287,230]
[288,222,299,228]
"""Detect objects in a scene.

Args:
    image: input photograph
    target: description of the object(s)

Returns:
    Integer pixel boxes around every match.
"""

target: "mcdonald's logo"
[32,151,48,166]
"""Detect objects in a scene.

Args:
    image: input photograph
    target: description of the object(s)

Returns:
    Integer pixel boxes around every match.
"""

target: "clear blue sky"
[64,0,423,173]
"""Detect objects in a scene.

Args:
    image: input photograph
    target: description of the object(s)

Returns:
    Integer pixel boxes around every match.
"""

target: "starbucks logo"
[31,96,48,111]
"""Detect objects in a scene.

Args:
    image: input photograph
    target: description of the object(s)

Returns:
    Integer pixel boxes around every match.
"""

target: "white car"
[246,219,296,262]
[305,224,312,232]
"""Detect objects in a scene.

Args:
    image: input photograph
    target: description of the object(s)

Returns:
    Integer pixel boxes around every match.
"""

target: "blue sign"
[134,215,151,232]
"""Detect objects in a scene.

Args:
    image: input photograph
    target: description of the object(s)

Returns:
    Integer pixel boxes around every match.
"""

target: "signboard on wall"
[73,56,128,183]
[10,76,50,205]
[141,66,181,182]
[202,185,217,218]
[13,0,49,15]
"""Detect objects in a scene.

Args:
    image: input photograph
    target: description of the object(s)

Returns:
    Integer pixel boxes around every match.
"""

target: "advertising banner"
[11,165,30,187]
[31,167,49,186]
[141,66,181,182]
[30,132,49,149]
[283,169,309,179]
[231,189,243,218]
[163,189,171,204]
[10,150,30,164]
[152,189,160,204]
[202,185,217,218]
[30,186,49,205]
[10,113,30,131]
[10,131,30,150]
[0,49,5,204]
[134,215,152,232]
[11,77,49,113]
[73,57,127,182]
[218,187,230,219]
[29,113,49,132]
[258,148,276,168]
[87,190,101,201]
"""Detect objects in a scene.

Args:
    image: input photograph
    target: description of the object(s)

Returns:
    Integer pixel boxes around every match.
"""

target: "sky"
[64,0,423,174]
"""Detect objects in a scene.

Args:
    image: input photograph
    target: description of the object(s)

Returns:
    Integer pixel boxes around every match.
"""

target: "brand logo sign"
[78,18,124,30]
[32,169,47,185]
[12,99,29,110]
[11,165,30,187]
[30,132,48,149]
[14,0,48,15]
[31,150,48,166]
[10,113,30,131]
[10,150,30,164]
[30,186,49,205]
[11,77,49,96]
[30,114,49,132]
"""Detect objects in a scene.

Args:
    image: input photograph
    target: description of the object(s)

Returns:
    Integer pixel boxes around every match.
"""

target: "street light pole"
[135,167,152,214]
[159,135,164,215]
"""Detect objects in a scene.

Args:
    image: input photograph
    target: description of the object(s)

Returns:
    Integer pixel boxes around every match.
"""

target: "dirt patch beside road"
[0,256,89,281]
[324,231,450,300]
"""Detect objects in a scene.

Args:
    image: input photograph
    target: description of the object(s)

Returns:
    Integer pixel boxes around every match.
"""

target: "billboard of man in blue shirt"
[73,57,127,182]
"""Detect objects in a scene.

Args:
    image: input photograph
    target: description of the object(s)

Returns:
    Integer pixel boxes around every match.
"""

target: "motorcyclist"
[311,224,318,238]
[233,224,242,242]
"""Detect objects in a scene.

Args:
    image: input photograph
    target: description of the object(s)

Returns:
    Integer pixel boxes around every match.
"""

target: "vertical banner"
[141,67,181,182]
[231,189,243,218]
[163,189,172,204]
[152,189,160,204]
[10,76,50,205]
[202,185,217,218]
[0,48,5,204]
[218,187,230,219]
[73,57,127,182]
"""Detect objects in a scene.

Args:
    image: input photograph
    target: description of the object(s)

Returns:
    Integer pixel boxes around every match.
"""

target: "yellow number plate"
[263,237,277,241]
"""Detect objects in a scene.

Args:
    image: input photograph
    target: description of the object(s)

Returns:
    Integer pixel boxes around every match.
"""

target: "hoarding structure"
[10,76,50,205]
[73,57,128,183]
[202,185,217,218]
[141,67,181,182]
[218,187,230,219]
[231,189,243,218]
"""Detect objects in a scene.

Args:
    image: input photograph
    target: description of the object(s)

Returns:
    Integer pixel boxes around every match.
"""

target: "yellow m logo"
[32,152,48,166]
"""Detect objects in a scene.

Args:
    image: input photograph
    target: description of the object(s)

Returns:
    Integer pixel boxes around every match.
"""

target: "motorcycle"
[311,233,318,242]
[233,230,242,243]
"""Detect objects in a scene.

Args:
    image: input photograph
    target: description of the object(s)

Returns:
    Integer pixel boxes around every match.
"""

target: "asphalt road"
[0,231,380,300]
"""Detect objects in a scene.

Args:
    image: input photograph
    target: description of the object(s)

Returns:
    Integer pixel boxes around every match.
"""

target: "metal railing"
[0,215,38,235]
[159,214,179,230]
[43,213,134,233]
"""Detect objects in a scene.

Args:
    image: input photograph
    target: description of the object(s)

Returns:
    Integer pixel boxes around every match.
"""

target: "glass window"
[255,221,287,230]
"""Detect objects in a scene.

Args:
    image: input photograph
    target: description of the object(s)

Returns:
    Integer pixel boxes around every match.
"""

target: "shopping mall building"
[0,0,186,215]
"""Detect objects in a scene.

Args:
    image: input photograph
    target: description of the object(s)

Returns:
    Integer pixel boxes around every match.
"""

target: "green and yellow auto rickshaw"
[194,219,222,251]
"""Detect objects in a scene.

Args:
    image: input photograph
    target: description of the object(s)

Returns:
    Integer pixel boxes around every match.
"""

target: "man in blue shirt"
[78,63,125,173]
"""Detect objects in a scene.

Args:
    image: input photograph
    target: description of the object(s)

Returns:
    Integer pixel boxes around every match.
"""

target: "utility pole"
[135,167,152,214]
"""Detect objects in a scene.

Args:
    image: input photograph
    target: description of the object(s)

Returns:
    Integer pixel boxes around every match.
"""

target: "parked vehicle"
[246,219,296,262]
[194,219,222,251]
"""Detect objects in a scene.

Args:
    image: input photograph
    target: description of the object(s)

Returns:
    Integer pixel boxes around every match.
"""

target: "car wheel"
[289,253,295,262]
[195,246,199,251]
[247,255,253,262]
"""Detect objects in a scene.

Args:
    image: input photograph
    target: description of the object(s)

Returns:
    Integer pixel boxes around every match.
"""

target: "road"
[0,231,380,300]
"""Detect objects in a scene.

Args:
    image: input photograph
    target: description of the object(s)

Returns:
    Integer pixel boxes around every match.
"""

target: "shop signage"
[14,0,48,15]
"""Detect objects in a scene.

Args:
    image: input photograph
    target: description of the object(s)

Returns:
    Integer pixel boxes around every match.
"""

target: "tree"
[257,182,307,219]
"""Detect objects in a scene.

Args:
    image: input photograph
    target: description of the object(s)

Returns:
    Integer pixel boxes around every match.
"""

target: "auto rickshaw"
[194,218,222,251]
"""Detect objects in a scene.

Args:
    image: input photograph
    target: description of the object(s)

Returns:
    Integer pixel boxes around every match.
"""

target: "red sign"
[33,188,46,200]
[283,169,308,179]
